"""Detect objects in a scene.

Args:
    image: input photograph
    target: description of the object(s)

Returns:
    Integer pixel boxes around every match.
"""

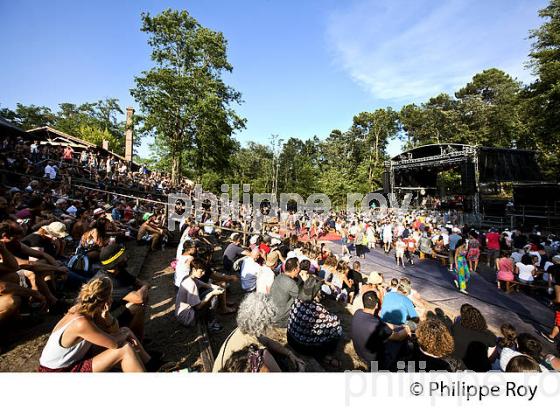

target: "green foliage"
[0,103,57,129]
[130,9,245,184]
[523,0,560,179]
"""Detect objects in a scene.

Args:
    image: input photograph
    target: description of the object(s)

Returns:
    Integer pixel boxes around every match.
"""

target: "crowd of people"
[169,205,560,373]
[2,131,560,373]
[0,132,184,370]
[1,135,194,195]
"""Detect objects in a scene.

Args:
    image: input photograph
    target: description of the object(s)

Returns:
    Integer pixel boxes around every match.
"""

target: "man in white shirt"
[44,162,57,180]
[240,248,262,292]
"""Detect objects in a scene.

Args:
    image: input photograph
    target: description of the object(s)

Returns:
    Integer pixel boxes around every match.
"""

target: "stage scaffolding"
[384,143,543,224]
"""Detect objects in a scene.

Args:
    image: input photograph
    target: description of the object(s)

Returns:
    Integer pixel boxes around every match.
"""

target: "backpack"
[67,246,91,275]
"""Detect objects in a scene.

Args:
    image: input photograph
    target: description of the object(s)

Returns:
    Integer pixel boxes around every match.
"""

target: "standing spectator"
[486,228,501,268]
[454,239,470,294]
[62,145,74,163]
[448,228,462,272]
[496,251,515,287]
[467,231,481,273]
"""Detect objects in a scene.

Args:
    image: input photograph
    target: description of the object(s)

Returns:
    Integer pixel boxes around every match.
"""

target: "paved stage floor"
[326,240,557,353]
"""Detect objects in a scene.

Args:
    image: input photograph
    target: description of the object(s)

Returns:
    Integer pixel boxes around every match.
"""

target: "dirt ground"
[0,237,467,373]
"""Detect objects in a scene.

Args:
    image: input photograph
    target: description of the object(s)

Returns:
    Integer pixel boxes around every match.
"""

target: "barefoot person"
[38,277,149,372]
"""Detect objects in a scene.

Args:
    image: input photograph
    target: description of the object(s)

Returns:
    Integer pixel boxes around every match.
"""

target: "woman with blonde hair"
[38,277,150,372]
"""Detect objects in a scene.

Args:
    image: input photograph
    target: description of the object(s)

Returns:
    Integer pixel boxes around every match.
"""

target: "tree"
[0,103,56,129]
[352,108,399,190]
[130,9,245,184]
[524,0,560,179]
[455,68,524,147]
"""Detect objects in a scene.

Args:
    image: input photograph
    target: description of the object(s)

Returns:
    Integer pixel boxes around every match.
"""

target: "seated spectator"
[93,244,149,340]
[0,241,46,324]
[213,292,304,372]
[515,253,537,283]
[379,281,419,326]
[1,221,68,310]
[38,277,151,372]
[323,260,353,303]
[256,253,277,295]
[222,233,249,275]
[240,248,262,292]
[490,323,517,370]
[351,271,385,312]
[22,221,69,259]
[175,258,224,332]
[517,333,548,370]
[137,213,164,251]
[270,257,302,327]
[287,276,342,366]
[80,218,108,262]
[174,240,196,288]
[351,291,411,370]
[505,355,541,372]
[413,319,463,371]
[220,344,272,373]
[496,251,515,285]
[451,304,496,371]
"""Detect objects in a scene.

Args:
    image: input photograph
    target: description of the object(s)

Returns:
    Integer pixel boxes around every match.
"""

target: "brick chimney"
[125,107,134,162]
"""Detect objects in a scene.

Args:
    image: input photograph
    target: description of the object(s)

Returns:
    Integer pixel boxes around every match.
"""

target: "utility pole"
[270,134,283,198]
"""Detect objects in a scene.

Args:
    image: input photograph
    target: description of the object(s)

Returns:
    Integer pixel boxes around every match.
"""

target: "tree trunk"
[172,152,181,186]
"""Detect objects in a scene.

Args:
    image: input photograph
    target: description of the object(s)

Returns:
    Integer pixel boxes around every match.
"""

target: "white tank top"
[39,316,92,369]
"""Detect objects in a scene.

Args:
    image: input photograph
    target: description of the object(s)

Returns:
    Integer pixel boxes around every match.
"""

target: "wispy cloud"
[326,0,545,103]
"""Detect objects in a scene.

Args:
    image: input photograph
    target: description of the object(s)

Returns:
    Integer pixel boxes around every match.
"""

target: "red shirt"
[486,232,500,250]
[259,243,271,255]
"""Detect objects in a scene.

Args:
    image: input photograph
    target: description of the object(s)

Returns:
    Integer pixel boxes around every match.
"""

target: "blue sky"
[0,0,548,157]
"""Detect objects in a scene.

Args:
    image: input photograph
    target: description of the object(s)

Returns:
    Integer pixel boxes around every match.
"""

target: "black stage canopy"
[383,143,544,214]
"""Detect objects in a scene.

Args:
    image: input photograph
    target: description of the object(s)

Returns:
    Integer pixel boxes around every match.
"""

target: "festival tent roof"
[26,126,133,166]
